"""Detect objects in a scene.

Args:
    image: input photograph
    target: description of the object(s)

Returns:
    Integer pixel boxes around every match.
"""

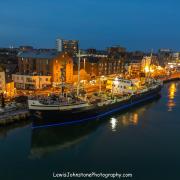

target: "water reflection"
[0,122,31,139]
[110,112,140,131]
[110,118,118,131]
[167,83,177,111]
[30,121,103,159]
[109,105,153,131]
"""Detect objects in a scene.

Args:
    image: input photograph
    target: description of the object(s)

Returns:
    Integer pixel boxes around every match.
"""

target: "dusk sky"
[1,0,180,51]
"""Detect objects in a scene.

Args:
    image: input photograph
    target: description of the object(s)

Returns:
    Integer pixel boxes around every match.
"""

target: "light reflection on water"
[109,107,148,131]
[110,118,118,131]
[167,83,177,111]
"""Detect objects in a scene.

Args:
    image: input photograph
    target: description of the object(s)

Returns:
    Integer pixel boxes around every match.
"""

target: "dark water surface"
[0,82,180,180]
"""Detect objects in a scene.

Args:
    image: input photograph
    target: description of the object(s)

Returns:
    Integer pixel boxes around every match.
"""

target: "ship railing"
[97,95,131,106]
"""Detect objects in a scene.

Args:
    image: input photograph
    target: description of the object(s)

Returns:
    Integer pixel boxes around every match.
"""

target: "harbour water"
[0,81,180,180]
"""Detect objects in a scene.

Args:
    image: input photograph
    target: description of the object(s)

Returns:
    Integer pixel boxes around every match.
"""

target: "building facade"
[62,40,79,56]
[158,49,172,66]
[56,39,63,52]
[74,55,125,78]
[13,50,73,89]
[56,38,79,55]
[0,71,6,91]
[52,53,73,86]
[0,71,15,97]
[128,62,142,78]
[12,74,52,89]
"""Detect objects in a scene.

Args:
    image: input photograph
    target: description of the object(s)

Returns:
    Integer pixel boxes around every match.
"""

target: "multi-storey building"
[158,49,172,66]
[0,69,15,97]
[128,62,142,78]
[56,39,63,52]
[107,46,126,54]
[74,55,125,78]
[62,40,79,56]
[56,38,79,56]
[13,50,73,89]
[171,52,180,63]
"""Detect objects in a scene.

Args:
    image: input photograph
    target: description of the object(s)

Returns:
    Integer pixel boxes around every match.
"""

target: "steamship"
[28,78,162,129]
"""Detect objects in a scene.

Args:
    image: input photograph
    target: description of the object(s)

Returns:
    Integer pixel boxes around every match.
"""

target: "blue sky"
[0,0,180,51]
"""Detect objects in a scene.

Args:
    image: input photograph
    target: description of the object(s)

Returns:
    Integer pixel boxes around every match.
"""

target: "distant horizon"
[1,0,180,52]
[0,41,177,53]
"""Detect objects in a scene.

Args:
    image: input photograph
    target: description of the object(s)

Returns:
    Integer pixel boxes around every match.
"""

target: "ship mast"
[77,50,81,96]
[147,49,153,85]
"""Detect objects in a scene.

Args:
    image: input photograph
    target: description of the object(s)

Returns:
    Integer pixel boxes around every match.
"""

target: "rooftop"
[18,50,59,59]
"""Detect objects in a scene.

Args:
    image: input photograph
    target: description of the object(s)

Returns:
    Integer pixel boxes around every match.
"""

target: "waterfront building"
[52,53,73,86]
[0,70,15,97]
[0,71,6,91]
[12,74,52,89]
[128,62,142,78]
[98,56,125,76]
[13,50,73,89]
[17,50,56,76]
[141,56,159,73]
[74,46,125,78]
[73,55,125,78]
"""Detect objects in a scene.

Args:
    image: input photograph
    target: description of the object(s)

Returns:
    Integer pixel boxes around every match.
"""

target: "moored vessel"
[28,78,162,129]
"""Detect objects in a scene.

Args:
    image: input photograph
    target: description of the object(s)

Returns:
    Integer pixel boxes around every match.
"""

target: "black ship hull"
[31,86,162,129]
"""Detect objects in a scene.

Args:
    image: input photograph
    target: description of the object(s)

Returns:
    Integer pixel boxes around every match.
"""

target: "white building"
[56,38,63,52]
[12,74,52,90]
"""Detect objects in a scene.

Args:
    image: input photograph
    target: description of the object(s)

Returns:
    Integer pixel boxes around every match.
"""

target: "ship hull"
[31,86,162,129]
